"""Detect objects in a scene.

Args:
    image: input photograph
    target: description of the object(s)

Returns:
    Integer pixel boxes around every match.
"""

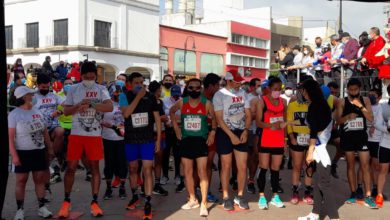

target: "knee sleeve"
[257,168,268,193]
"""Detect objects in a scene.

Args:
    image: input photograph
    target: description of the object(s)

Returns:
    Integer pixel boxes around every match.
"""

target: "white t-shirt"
[34,92,65,128]
[163,96,181,125]
[368,104,382,143]
[8,108,46,150]
[64,83,111,137]
[213,88,250,130]
[102,102,124,141]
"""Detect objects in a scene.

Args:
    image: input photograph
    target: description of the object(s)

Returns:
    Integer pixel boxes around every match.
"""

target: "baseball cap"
[225,70,245,83]
[261,79,269,88]
[171,85,182,97]
[14,86,37,99]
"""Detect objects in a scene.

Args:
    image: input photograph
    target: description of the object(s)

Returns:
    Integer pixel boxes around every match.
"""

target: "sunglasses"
[188,86,201,91]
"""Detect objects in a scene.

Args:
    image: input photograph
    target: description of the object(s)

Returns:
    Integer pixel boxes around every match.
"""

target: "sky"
[160,0,390,38]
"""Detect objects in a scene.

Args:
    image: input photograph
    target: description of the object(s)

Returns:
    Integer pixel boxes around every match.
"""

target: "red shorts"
[67,135,104,161]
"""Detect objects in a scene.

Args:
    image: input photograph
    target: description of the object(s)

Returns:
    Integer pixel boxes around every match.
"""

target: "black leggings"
[162,128,181,178]
[103,139,128,180]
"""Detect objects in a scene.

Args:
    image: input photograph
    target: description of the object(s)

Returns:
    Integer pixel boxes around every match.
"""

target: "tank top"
[260,96,285,148]
[181,96,208,139]
[340,96,367,140]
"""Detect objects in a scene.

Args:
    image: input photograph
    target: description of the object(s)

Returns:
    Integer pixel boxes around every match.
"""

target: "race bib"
[131,113,149,128]
[347,117,364,130]
[270,116,283,124]
[297,134,310,146]
[184,117,201,132]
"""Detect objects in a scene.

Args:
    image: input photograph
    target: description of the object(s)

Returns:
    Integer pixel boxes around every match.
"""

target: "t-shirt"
[57,91,72,129]
[213,88,250,130]
[102,102,124,141]
[8,108,46,150]
[64,83,111,137]
[368,104,382,143]
[33,92,64,128]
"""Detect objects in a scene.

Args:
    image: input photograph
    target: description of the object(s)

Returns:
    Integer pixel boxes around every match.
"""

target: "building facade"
[5,0,160,81]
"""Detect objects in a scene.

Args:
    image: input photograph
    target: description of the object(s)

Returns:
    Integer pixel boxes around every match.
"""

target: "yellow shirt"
[161,87,171,99]
[287,100,310,135]
[57,91,72,129]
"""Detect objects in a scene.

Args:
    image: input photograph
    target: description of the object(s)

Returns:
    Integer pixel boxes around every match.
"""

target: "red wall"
[231,21,271,40]
[227,43,267,58]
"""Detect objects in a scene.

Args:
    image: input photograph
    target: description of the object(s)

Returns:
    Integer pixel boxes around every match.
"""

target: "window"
[200,53,224,76]
[26,22,39,48]
[94,20,111,48]
[231,55,242,66]
[255,59,267,69]
[160,47,168,75]
[54,19,68,46]
[232,34,241,44]
[231,54,267,69]
[5,26,12,49]
[255,39,267,49]
[173,49,196,74]
[231,33,268,49]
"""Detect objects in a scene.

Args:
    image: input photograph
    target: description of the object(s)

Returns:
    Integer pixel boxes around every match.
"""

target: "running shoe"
[345,192,357,204]
[103,188,113,200]
[200,205,208,217]
[181,199,199,210]
[112,176,120,188]
[223,198,234,211]
[356,187,364,200]
[126,197,141,210]
[153,184,168,196]
[247,180,256,194]
[85,172,92,182]
[290,192,299,205]
[234,196,249,210]
[330,164,339,179]
[297,212,320,220]
[376,194,384,208]
[58,201,71,219]
[90,202,104,217]
[303,193,314,205]
[160,176,169,185]
[364,196,378,209]
[207,192,218,203]
[14,209,24,220]
[258,196,268,210]
[119,186,127,200]
[50,173,62,184]
[38,206,53,219]
[270,195,285,208]
[143,202,152,220]
[175,182,186,193]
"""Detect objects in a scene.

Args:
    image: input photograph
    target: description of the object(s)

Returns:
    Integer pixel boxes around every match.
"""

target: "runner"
[101,82,128,200]
[170,78,216,217]
[247,78,262,194]
[373,85,390,208]
[287,83,314,205]
[335,78,377,208]
[298,79,339,220]
[213,70,251,211]
[58,61,113,218]
[256,76,287,210]
[202,73,222,202]
[120,72,161,220]
[9,86,54,220]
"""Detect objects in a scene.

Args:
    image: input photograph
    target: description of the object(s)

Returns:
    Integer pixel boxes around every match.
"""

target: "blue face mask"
[133,85,143,94]
[64,84,72,92]
[115,80,125,88]
[21,78,26,85]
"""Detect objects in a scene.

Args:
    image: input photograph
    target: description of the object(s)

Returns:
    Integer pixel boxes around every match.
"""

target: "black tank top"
[340,96,367,138]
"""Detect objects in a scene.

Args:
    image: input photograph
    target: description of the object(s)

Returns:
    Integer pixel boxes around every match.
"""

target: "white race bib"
[297,134,310,146]
[347,117,364,130]
[131,113,149,128]
[270,116,283,124]
[184,117,201,131]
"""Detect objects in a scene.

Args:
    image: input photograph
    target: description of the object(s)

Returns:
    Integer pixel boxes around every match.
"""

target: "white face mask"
[179,80,185,86]
[82,80,95,89]
[256,87,262,96]
[285,89,293,97]
[303,51,308,55]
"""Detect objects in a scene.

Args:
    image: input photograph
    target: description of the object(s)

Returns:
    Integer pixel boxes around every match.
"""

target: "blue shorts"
[125,142,155,162]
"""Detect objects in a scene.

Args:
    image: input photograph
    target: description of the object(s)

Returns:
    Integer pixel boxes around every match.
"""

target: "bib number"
[347,117,364,130]
[131,113,149,128]
[184,117,201,132]
[297,134,310,146]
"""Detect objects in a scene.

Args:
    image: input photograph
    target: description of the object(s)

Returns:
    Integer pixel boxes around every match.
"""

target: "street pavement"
[2,145,390,220]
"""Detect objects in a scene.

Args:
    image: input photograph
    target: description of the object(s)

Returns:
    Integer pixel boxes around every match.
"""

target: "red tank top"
[260,96,285,148]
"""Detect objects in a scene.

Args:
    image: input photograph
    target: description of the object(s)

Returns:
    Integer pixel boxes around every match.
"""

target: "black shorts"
[216,128,248,155]
[368,141,379,159]
[378,146,390,163]
[340,134,368,152]
[180,136,208,159]
[14,149,48,173]
[258,147,284,155]
[289,144,308,152]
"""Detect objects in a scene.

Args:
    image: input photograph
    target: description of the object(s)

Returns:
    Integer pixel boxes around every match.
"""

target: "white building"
[5,0,160,82]
[303,26,336,48]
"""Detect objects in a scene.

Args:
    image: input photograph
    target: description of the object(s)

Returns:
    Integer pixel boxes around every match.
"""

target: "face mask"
[172,95,180,101]
[303,51,308,55]
[39,89,49,96]
[115,80,125,88]
[316,43,322,47]
[349,93,360,99]
[21,78,26,85]
[271,91,281,99]
[256,87,263,96]
[164,83,173,89]
[133,85,143,94]
[32,96,38,106]
[82,80,95,89]
[64,84,72,92]
[284,89,293,97]
[189,90,201,99]
[179,80,185,86]
[293,50,298,55]
[369,95,377,105]
[113,95,119,102]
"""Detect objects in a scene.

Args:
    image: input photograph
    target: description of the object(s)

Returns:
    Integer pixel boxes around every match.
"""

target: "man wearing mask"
[281,82,295,105]
[56,61,69,83]
[161,74,174,99]
[287,45,303,81]
[361,27,386,69]
[340,32,360,80]
[314,37,325,83]
[329,34,345,85]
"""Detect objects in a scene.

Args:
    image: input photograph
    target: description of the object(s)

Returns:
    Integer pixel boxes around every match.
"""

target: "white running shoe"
[14,209,24,220]
[38,206,53,219]
[160,176,169,185]
[297,212,320,220]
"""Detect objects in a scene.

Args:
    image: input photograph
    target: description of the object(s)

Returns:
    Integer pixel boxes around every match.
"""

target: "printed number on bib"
[184,117,201,131]
[347,117,364,130]
[131,113,149,128]
[270,117,283,124]
[297,134,310,146]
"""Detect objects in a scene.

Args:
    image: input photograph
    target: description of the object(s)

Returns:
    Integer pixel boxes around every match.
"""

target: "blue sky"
[160,0,389,37]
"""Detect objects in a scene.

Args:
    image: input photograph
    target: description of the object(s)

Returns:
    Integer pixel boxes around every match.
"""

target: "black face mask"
[113,95,119,102]
[349,94,360,99]
[369,95,377,105]
[164,83,173,89]
[316,43,322,47]
[40,89,49,96]
[189,91,201,99]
